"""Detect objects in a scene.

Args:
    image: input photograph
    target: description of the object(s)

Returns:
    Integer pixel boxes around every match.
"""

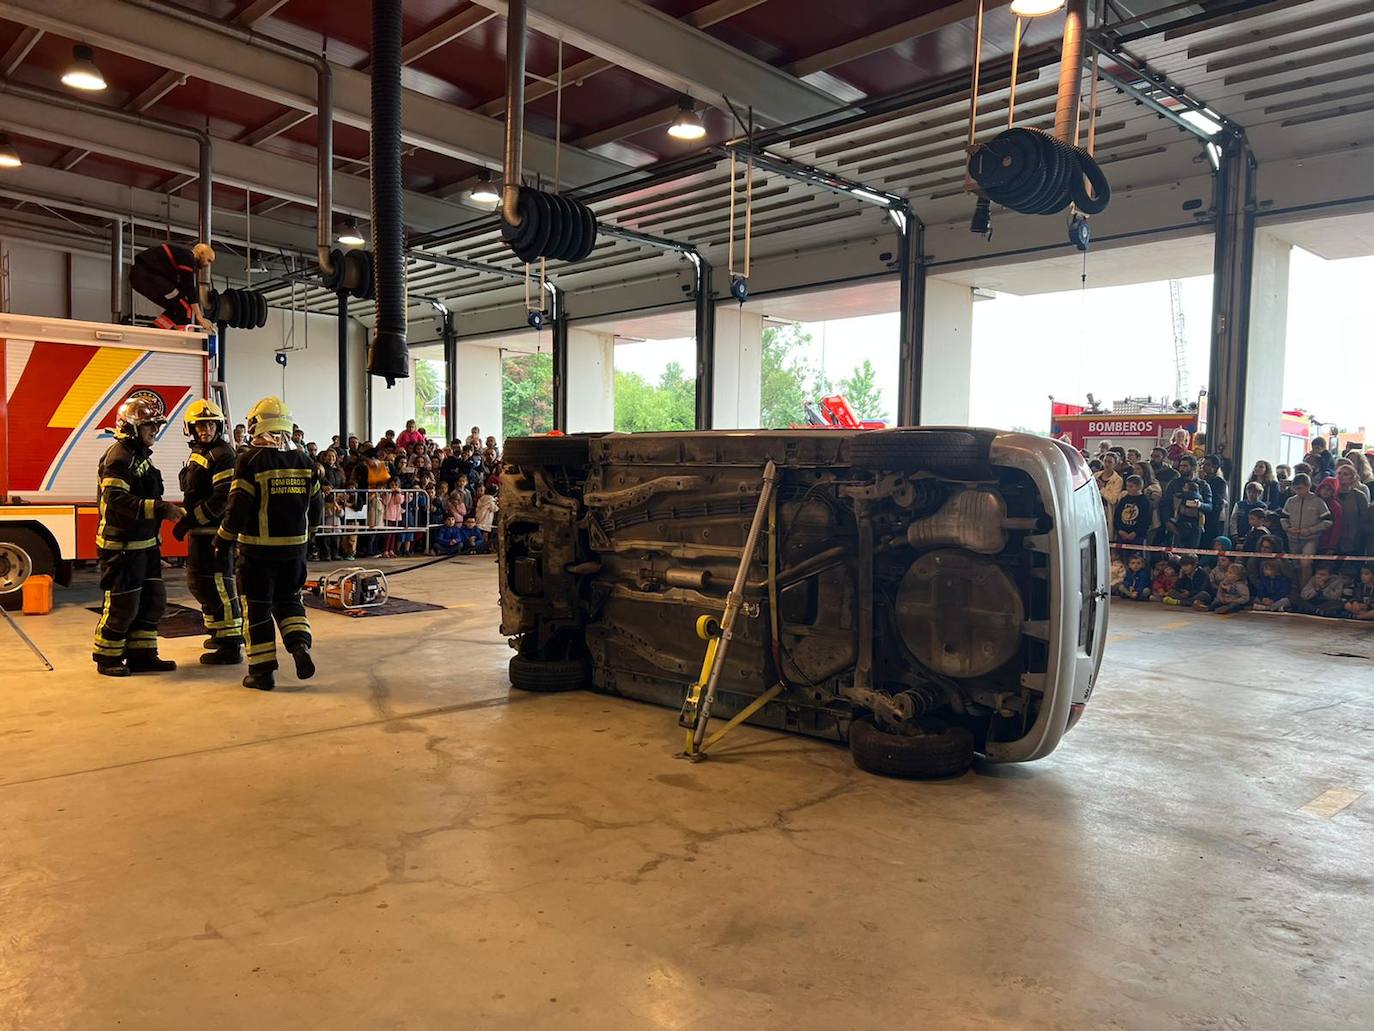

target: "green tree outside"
[760,322,830,428]
[502,352,553,439]
[615,360,695,432]
[413,358,444,438]
[839,358,887,423]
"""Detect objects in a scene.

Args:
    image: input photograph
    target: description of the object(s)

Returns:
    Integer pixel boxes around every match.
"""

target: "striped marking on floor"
[1298,788,1363,819]
[1158,619,1193,630]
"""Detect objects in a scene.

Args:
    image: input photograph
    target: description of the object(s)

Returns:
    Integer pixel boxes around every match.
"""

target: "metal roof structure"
[0,0,1368,321]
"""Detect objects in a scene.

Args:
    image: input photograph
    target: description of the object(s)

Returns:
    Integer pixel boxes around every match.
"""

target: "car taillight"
[1067,702,1087,731]
[1052,439,1094,489]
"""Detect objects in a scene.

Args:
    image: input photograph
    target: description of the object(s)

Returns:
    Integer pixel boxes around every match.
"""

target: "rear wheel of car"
[0,526,54,611]
[848,714,975,779]
[847,429,984,474]
[508,654,589,693]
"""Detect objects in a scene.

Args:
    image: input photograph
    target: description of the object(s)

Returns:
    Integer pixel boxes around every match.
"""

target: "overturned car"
[497,428,1109,778]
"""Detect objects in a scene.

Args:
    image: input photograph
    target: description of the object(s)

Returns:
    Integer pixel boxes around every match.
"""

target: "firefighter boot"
[95,658,130,678]
[291,645,315,680]
[200,643,243,665]
[242,669,276,691]
[127,654,178,673]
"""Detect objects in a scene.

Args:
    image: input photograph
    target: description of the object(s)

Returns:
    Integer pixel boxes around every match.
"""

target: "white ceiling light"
[668,96,707,141]
[470,169,500,206]
[338,220,365,247]
[62,45,108,91]
[1009,0,1066,15]
[0,134,21,169]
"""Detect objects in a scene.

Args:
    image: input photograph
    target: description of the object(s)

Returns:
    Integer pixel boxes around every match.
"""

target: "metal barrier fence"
[312,487,433,554]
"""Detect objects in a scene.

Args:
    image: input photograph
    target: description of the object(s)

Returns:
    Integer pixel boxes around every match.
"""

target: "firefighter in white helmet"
[217,396,322,691]
[172,398,243,663]
[92,396,185,676]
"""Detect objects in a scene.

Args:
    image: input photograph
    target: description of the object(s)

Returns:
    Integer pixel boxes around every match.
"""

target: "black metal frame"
[895,207,925,428]
[1205,134,1256,485]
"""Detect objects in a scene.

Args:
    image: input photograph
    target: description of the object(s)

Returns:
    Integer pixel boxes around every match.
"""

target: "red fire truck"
[1,312,211,594]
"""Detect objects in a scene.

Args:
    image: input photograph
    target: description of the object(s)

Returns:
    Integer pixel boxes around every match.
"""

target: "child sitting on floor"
[1344,565,1374,621]
[1205,564,1251,614]
[1115,555,1151,601]
[1168,555,1211,607]
[1251,559,1292,612]
[1151,559,1178,601]
[1295,565,1347,617]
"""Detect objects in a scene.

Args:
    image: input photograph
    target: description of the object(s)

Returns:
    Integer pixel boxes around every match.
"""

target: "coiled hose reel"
[203,286,271,330]
[968,126,1110,223]
[499,186,599,265]
[320,248,377,301]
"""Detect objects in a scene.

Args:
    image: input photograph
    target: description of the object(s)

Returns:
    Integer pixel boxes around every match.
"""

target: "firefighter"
[171,398,243,664]
[92,397,185,676]
[129,241,215,331]
[218,396,322,692]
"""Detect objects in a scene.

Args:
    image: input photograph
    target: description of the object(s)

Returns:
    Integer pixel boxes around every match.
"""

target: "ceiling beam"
[472,0,768,119]
[0,25,41,77]
[469,0,840,125]
[0,89,471,230]
[0,165,317,252]
[0,0,629,187]
[567,1,1005,153]
[232,0,292,27]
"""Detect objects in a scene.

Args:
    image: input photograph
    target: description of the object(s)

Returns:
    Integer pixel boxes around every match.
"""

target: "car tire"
[847,429,985,473]
[502,435,592,468]
[848,714,975,779]
[0,526,54,611]
[508,654,588,693]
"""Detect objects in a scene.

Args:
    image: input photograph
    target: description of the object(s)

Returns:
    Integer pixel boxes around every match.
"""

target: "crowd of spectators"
[229,418,501,560]
[1096,432,1374,620]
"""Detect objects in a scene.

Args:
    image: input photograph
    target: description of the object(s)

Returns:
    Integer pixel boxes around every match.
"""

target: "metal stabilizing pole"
[685,459,779,757]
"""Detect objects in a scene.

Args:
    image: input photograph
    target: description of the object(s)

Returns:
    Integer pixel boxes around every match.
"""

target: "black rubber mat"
[85,602,207,638]
[303,594,446,618]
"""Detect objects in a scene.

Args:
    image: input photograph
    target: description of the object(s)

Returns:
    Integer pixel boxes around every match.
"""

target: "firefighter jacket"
[96,437,168,551]
[218,445,322,556]
[178,437,237,536]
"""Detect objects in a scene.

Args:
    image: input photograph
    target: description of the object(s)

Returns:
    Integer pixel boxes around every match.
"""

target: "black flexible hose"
[968,127,1110,218]
[368,0,409,387]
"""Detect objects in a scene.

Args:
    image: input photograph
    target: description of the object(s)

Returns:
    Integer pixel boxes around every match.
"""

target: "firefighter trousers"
[238,551,310,672]
[92,547,166,664]
[186,534,243,645]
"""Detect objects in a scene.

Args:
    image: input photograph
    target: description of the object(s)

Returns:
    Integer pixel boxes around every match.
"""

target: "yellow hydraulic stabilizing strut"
[679,460,780,759]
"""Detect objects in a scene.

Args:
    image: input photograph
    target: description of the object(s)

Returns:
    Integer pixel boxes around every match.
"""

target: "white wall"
[457,344,503,444]
[921,278,974,426]
[1241,230,1292,479]
[2,239,72,317]
[714,308,763,429]
[566,328,615,432]
[221,306,392,446]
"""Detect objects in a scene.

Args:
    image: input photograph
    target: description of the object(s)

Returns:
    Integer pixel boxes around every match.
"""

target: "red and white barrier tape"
[1112,542,1374,563]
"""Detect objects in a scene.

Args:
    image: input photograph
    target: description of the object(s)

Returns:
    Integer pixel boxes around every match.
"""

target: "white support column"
[566,328,616,432]
[456,343,504,445]
[921,278,973,425]
[713,308,762,429]
[1240,228,1292,477]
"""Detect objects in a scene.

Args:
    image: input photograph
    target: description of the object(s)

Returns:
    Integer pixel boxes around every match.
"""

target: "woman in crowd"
[1248,460,1283,509]
[1335,465,1369,565]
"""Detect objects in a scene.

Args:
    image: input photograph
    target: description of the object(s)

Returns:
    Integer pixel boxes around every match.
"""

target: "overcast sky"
[611,246,1374,442]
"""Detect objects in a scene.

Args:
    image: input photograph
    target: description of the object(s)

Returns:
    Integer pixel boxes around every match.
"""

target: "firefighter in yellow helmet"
[217,396,322,691]
[171,398,243,663]
[92,396,185,676]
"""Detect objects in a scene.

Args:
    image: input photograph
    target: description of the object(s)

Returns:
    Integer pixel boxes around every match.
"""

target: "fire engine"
[0,312,212,595]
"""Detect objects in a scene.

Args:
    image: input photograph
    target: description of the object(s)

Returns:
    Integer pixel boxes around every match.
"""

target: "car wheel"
[847,429,985,474]
[0,526,54,611]
[848,714,975,779]
[502,435,592,468]
[508,654,589,693]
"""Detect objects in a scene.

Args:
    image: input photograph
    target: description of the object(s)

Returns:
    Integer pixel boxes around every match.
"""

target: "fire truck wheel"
[0,526,54,611]
[508,654,588,693]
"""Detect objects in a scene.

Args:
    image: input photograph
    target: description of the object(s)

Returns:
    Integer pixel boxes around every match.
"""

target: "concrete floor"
[2,559,1371,1030]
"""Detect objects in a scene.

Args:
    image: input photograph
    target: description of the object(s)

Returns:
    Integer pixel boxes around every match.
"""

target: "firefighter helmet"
[114,394,167,438]
[183,398,226,435]
[246,396,293,436]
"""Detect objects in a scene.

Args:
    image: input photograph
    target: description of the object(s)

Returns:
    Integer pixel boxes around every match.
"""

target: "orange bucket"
[21,574,53,615]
